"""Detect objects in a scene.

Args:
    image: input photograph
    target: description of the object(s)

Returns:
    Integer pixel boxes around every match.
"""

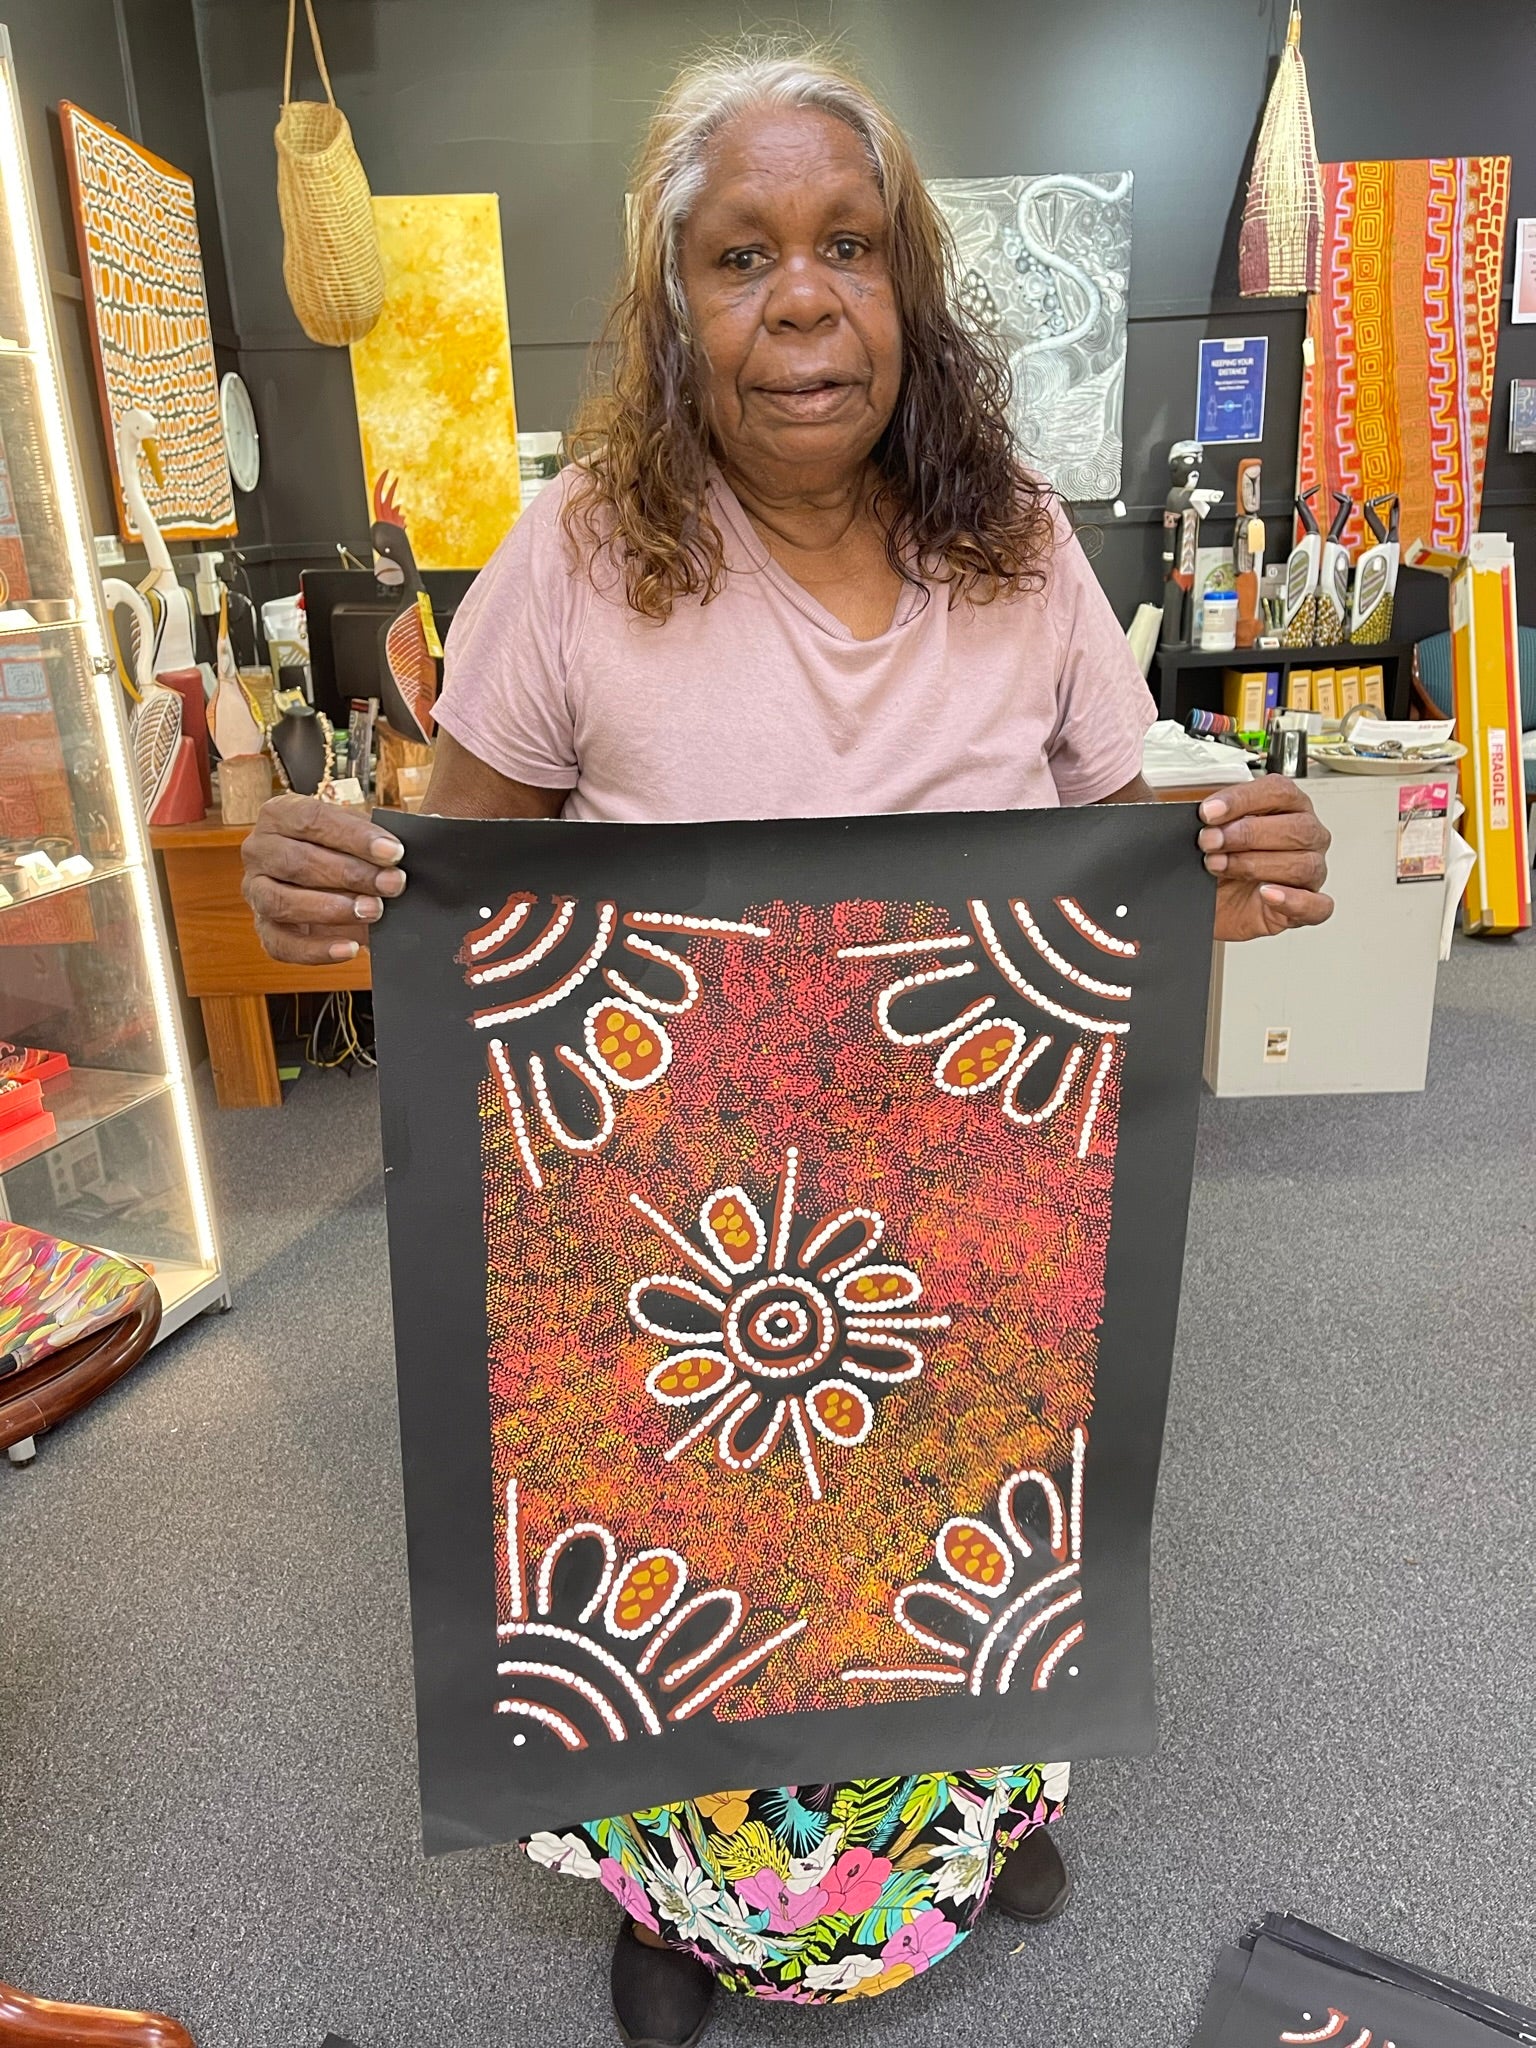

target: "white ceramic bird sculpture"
[114,405,199,678]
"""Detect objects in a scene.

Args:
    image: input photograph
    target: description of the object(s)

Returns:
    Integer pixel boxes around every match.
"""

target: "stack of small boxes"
[1221,662,1386,737]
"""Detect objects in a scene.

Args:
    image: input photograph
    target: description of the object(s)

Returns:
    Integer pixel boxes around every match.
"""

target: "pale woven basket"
[274,0,385,347]
[1239,3,1324,298]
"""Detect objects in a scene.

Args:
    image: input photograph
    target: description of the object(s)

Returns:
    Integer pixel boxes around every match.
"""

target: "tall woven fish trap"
[274,0,385,346]
[1239,3,1324,297]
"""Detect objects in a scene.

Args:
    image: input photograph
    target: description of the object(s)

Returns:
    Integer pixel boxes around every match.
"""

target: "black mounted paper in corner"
[370,805,1212,1851]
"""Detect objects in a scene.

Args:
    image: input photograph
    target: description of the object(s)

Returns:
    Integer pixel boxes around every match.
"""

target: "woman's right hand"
[241,794,406,964]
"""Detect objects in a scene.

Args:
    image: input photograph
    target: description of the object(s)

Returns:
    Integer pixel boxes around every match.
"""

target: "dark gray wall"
[190,0,1536,636]
[5,0,233,541]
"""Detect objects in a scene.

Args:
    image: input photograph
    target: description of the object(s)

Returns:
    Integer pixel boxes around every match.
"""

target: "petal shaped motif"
[604,1549,688,1639]
[932,1019,1029,1096]
[584,999,672,1090]
[837,1264,922,1312]
[806,1378,874,1445]
[646,1351,735,1406]
[627,1275,727,1345]
[699,1186,767,1272]
[935,1517,1015,1598]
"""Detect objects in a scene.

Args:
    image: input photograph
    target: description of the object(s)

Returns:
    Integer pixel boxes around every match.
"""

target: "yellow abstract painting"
[351,194,522,570]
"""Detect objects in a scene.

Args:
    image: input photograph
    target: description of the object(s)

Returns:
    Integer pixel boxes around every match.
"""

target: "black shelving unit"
[1153,640,1415,724]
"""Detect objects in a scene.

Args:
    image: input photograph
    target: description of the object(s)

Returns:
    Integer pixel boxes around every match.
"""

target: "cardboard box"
[1222,668,1270,730]
[1338,667,1362,714]
[1286,670,1313,712]
[1407,533,1530,933]
[1312,669,1339,719]
[1360,664,1387,715]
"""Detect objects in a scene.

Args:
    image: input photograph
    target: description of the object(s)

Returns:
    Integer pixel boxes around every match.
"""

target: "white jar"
[1200,589,1239,652]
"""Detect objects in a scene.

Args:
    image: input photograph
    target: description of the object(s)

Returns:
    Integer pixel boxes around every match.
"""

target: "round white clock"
[220,371,260,493]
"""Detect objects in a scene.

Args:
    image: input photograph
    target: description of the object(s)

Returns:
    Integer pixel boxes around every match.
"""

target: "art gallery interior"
[0,3,1533,2046]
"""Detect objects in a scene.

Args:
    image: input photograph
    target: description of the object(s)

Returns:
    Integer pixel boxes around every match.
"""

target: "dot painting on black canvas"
[371,806,1212,1849]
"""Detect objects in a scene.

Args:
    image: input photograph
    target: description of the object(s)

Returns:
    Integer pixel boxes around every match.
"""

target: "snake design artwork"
[930,172,1134,501]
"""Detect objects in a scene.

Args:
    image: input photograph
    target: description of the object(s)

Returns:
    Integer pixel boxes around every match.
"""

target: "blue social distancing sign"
[1197,337,1269,444]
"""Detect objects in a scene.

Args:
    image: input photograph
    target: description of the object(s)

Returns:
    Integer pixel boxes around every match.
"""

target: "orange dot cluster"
[943,1524,1008,1586]
[614,1556,679,1628]
[597,1007,661,1079]
[941,1026,1018,1091]
[709,1197,755,1259]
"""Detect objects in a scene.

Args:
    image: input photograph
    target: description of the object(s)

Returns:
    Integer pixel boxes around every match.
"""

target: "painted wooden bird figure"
[371,470,438,745]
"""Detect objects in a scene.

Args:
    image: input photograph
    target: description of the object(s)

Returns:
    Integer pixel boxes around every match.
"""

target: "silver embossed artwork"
[929,174,1134,502]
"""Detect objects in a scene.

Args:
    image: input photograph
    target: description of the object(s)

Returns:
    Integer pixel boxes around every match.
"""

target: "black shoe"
[990,1827,1073,1924]
[611,1919,717,2048]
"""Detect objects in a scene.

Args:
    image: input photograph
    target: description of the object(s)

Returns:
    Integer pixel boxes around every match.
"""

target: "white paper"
[1140,720,1253,788]
[1348,718,1455,750]
[1440,830,1478,960]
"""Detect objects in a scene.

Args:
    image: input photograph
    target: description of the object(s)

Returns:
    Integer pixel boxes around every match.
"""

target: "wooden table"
[150,814,371,1110]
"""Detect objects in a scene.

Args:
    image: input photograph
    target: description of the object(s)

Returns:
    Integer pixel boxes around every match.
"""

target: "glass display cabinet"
[0,26,226,1360]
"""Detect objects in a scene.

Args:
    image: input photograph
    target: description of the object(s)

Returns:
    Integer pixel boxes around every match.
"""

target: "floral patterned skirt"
[527,1762,1069,2003]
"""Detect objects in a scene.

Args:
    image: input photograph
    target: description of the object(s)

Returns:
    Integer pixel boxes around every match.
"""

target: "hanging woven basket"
[1239,3,1324,297]
[274,0,385,346]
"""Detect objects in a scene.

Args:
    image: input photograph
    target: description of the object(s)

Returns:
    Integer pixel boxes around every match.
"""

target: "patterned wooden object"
[59,103,236,543]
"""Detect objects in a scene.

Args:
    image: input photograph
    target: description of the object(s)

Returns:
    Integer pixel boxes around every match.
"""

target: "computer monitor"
[301,567,477,726]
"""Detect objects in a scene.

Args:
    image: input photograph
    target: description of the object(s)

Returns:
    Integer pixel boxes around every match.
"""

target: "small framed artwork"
[1511,379,1536,456]
[1514,217,1536,324]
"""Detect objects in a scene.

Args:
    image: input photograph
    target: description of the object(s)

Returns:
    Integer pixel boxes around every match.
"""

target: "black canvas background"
[1195,1934,1528,2048]
[371,804,1213,1852]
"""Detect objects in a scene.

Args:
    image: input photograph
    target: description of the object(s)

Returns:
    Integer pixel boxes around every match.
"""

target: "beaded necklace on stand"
[266,711,336,799]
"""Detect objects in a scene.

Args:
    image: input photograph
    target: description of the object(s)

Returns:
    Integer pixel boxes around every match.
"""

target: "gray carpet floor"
[3,933,1533,2048]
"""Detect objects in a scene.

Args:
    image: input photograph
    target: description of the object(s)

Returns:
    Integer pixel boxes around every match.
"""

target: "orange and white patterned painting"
[59,103,235,543]
[350,195,522,570]
[1298,157,1511,559]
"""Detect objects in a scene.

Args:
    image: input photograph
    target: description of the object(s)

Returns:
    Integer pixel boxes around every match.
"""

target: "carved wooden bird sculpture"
[371,470,438,745]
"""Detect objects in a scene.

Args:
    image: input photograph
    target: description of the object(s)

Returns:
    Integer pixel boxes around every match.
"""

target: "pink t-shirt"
[433,469,1154,825]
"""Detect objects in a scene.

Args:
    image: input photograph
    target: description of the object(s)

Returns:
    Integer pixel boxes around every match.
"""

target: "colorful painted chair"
[0,1223,161,1465]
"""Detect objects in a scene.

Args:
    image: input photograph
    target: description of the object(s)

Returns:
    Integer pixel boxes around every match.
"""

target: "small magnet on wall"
[1302,335,1315,368]
[1112,500,1127,519]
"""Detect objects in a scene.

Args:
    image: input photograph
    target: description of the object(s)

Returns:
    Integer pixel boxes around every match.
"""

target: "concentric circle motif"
[723,1275,836,1380]
[747,1300,810,1351]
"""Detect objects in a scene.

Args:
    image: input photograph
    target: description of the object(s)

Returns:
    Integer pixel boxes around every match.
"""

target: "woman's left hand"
[1199,777,1333,941]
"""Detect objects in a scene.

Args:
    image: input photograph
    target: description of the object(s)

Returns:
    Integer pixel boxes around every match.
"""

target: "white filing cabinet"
[1204,770,1456,1096]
